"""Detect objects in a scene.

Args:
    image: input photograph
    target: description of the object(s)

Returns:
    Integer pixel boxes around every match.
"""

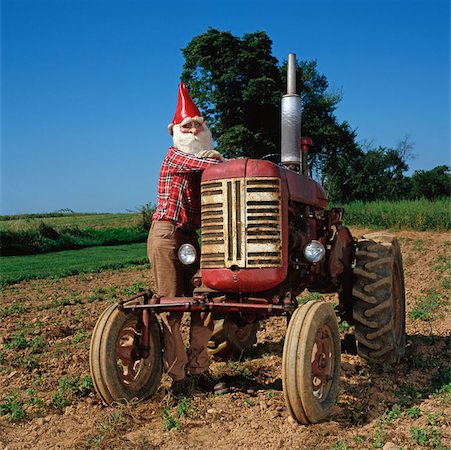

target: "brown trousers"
[147,220,213,381]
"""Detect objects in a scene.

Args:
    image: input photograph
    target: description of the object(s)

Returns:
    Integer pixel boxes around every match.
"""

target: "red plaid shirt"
[152,147,220,231]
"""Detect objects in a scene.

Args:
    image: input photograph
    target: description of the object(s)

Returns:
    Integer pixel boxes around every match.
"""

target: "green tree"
[180,27,362,177]
[310,121,363,202]
[290,60,363,190]
[410,165,450,199]
[352,146,411,201]
[181,28,282,159]
[327,138,413,203]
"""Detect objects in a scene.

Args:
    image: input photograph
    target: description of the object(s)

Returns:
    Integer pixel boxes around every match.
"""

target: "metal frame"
[118,290,290,315]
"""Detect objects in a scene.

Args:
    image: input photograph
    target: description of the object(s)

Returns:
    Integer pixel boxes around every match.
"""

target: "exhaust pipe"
[281,53,302,169]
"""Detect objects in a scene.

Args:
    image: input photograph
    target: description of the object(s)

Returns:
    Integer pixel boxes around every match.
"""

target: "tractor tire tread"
[364,276,392,293]
[352,267,378,281]
[352,233,406,364]
[352,310,378,328]
[364,298,391,317]
[352,287,378,304]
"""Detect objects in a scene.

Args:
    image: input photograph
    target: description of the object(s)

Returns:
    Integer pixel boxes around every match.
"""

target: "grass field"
[0,198,448,283]
[0,243,148,286]
[1,199,448,233]
[338,198,450,231]
[0,212,141,231]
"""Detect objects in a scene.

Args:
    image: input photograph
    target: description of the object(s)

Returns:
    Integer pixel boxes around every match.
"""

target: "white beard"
[172,124,215,154]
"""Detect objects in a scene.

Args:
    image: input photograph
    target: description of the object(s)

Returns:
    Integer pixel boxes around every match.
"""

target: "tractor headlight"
[178,243,197,265]
[304,240,325,263]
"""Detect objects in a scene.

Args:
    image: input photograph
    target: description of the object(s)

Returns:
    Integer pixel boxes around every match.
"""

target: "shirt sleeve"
[167,148,220,174]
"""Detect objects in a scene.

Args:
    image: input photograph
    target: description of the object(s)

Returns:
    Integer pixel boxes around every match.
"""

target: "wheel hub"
[116,325,144,384]
[311,326,334,400]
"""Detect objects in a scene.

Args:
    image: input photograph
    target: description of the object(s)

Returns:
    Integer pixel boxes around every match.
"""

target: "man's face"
[180,120,203,136]
[172,120,214,154]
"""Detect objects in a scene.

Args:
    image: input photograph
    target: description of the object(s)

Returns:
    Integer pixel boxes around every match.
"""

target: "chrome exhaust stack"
[281,53,302,170]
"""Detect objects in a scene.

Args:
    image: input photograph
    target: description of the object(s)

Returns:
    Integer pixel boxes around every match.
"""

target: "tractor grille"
[201,177,282,269]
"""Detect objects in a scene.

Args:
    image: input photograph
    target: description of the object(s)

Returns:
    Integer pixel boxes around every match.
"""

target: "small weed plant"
[405,405,421,419]
[5,330,46,353]
[297,291,322,305]
[266,389,276,398]
[123,282,145,297]
[410,426,444,449]
[161,406,180,431]
[50,374,94,409]
[353,435,367,445]
[176,397,193,418]
[393,383,421,406]
[99,410,122,433]
[372,418,385,448]
[332,442,349,450]
[0,393,26,421]
[226,360,252,378]
[409,290,446,321]
[0,301,27,317]
[383,405,402,424]
[72,329,88,345]
[87,410,122,447]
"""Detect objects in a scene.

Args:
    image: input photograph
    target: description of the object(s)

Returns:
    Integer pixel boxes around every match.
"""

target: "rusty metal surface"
[121,298,287,314]
[328,226,354,279]
[201,177,283,269]
[284,170,328,210]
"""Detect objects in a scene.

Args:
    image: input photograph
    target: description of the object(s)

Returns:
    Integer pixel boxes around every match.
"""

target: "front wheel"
[282,300,341,424]
[89,303,162,405]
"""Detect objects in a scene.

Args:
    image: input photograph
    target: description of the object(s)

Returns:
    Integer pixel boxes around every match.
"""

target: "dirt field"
[1,228,450,450]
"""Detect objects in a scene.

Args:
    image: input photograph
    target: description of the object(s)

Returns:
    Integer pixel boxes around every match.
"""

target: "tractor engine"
[199,158,353,300]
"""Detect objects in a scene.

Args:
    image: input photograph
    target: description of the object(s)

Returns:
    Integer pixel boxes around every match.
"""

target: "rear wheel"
[207,317,259,361]
[90,303,162,405]
[282,300,341,424]
[352,233,406,363]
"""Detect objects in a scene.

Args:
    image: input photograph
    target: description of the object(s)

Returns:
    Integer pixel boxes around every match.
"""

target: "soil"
[0,228,450,450]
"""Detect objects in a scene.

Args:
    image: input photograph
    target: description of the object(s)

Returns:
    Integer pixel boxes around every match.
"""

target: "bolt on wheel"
[311,325,335,401]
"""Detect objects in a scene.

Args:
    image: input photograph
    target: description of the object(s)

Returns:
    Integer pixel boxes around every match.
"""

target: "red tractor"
[89,54,406,424]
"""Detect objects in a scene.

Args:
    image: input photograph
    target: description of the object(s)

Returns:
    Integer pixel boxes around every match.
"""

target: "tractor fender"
[328,226,354,279]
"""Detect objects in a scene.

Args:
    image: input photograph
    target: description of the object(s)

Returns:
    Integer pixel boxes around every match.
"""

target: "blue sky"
[1,0,449,215]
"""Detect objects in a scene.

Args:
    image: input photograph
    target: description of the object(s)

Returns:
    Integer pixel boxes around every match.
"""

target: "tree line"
[180,28,449,204]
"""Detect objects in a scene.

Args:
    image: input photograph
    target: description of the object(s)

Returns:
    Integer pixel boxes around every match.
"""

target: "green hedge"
[0,212,142,231]
[0,224,148,256]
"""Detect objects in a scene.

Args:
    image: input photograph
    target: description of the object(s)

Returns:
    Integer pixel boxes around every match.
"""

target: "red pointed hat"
[171,82,203,126]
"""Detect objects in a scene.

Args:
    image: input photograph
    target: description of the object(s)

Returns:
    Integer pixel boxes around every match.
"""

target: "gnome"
[147,81,227,400]
[168,83,223,160]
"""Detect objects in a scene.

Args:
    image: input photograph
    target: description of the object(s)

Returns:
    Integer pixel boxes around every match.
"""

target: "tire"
[282,300,341,424]
[352,232,406,363]
[89,302,162,405]
[207,317,259,361]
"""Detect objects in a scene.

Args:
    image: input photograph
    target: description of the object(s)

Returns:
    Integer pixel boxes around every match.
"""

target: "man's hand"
[196,150,225,162]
